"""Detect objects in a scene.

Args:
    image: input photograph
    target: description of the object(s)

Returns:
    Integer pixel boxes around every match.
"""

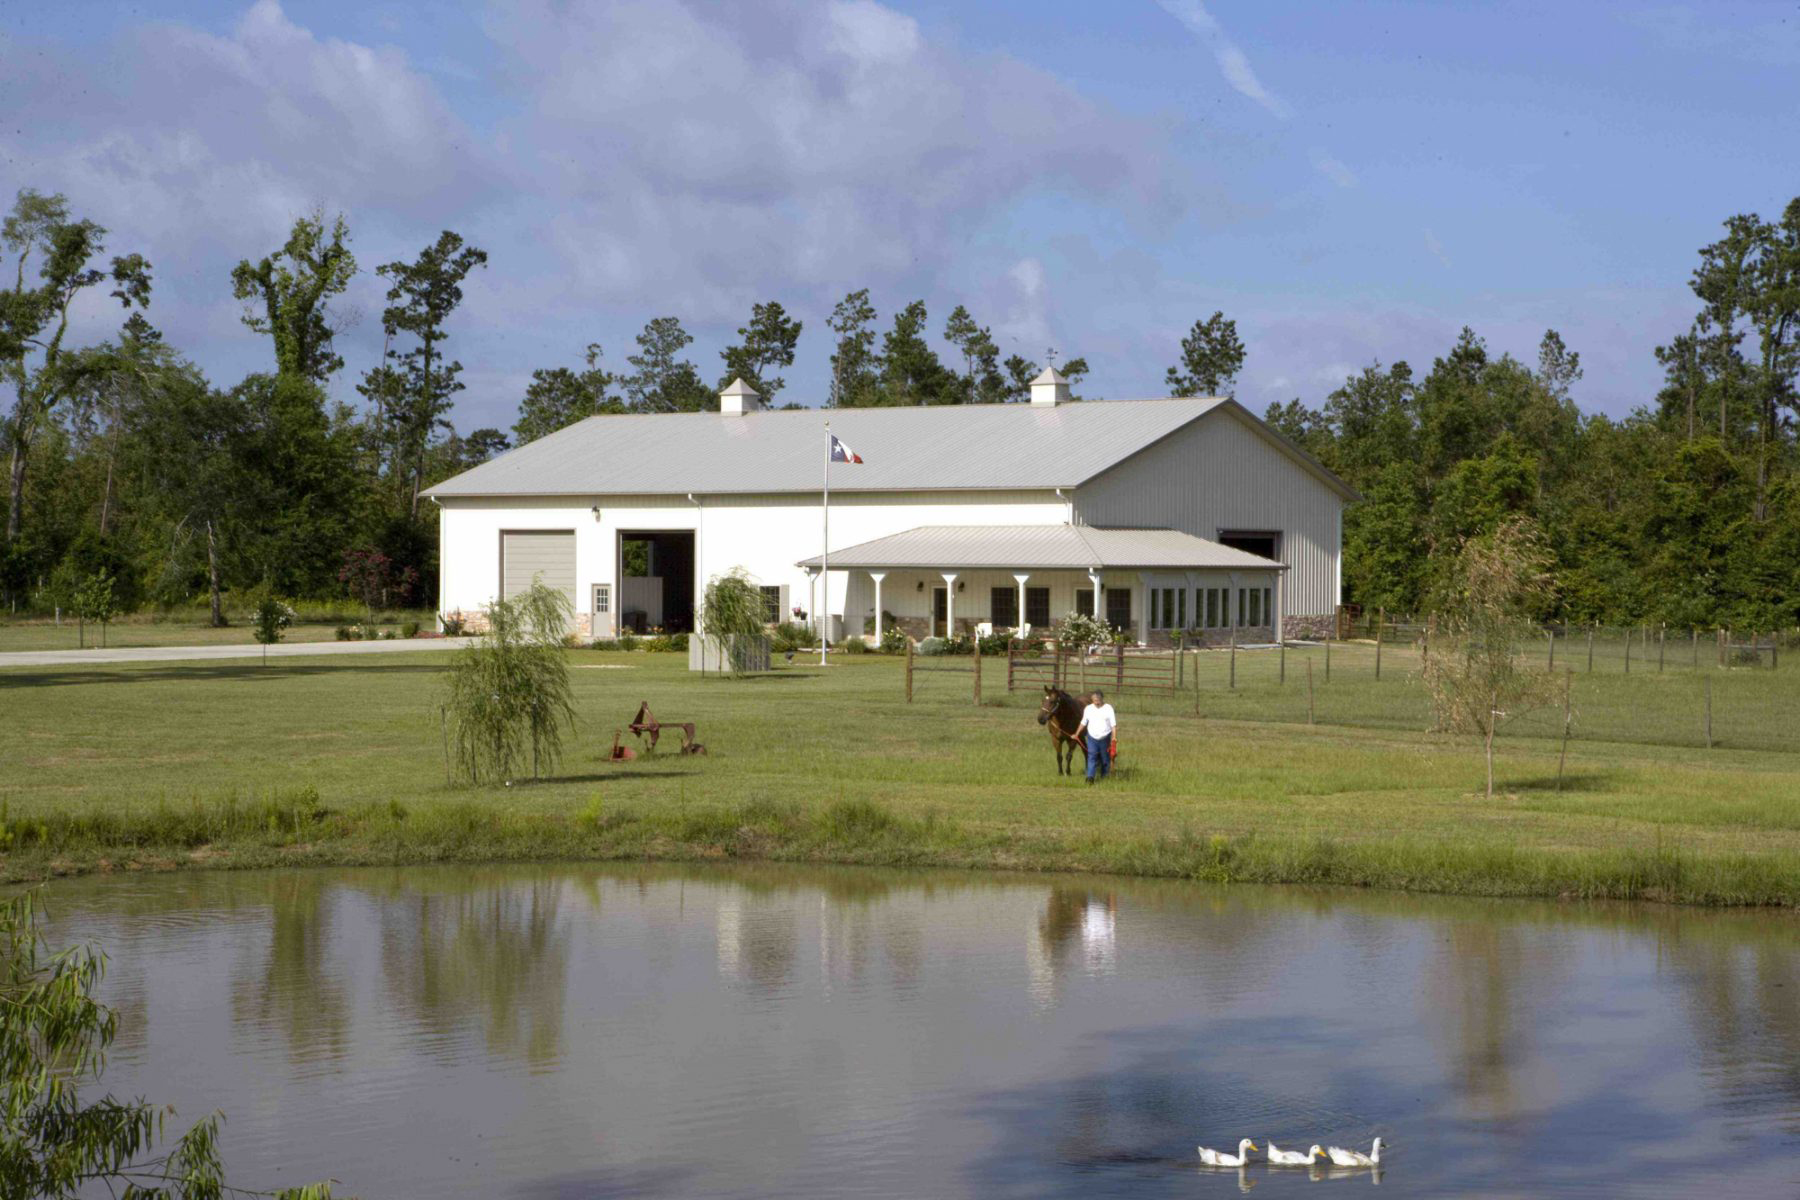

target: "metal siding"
[500,530,576,609]
[1072,409,1344,617]
[797,524,1285,571]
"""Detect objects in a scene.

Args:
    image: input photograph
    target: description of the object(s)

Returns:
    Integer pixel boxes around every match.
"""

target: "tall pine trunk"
[6,438,25,542]
[206,518,224,627]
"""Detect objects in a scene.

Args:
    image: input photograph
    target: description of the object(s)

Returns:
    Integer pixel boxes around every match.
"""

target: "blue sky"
[5,1,1797,431]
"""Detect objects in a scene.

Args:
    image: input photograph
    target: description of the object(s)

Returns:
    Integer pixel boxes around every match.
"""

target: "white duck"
[1198,1139,1259,1167]
[1325,1137,1383,1167]
[1267,1141,1323,1166]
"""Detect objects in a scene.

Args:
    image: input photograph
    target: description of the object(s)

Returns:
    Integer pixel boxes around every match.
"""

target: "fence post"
[905,637,914,703]
[1587,624,1595,672]
[1375,607,1384,681]
[1279,639,1286,684]
[1324,633,1332,683]
[1306,658,1315,725]
[1773,635,1779,672]
[1115,642,1124,689]
[1006,641,1015,693]
[972,647,982,706]
[1658,625,1665,673]
[1720,627,1729,668]
[1193,650,1201,715]
[1555,667,1572,792]
[1547,628,1555,669]
[1624,626,1631,674]
[1692,626,1698,670]
[1704,674,1712,749]
[1229,628,1237,690]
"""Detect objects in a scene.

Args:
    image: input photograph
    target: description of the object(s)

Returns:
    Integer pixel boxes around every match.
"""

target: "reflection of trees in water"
[1425,920,1568,1125]
[378,879,572,1068]
[1659,916,1800,1126]
[714,893,798,993]
[229,872,351,1066]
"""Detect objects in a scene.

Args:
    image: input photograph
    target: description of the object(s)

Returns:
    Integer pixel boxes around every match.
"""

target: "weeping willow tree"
[700,568,769,676]
[0,891,334,1199]
[444,581,577,782]
[1423,515,1560,799]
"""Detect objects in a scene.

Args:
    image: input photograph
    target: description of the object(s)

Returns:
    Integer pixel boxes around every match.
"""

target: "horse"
[1037,686,1088,776]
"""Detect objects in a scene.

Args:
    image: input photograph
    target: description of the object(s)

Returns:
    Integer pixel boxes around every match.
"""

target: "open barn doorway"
[616,529,696,634]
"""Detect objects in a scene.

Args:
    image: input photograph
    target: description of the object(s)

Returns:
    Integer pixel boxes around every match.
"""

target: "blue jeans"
[1085,734,1112,780]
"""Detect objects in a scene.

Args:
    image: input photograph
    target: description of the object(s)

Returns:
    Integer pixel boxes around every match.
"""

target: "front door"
[932,587,948,637]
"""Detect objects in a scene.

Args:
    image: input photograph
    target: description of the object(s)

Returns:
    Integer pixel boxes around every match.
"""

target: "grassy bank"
[3,650,1797,905]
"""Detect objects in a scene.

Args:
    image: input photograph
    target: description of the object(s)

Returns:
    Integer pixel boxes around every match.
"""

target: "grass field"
[3,646,1796,906]
[0,609,436,653]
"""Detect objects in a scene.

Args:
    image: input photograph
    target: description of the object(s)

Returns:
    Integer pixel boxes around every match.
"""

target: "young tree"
[1,189,152,543]
[369,231,488,516]
[622,317,712,412]
[72,569,119,649]
[252,595,295,664]
[718,301,802,402]
[0,891,335,1199]
[1422,515,1560,798]
[700,567,769,675]
[229,208,357,383]
[1165,311,1245,398]
[513,343,618,444]
[826,288,880,407]
[444,581,578,782]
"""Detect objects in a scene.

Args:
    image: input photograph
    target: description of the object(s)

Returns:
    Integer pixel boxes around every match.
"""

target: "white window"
[592,584,611,614]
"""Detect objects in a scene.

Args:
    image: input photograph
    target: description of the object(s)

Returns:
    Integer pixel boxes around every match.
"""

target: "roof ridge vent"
[719,377,764,416]
[1029,366,1070,407]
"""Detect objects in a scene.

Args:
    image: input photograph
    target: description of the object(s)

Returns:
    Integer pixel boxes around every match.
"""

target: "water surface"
[45,864,1800,1198]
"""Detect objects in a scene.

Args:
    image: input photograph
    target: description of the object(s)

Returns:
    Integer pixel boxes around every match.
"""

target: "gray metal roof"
[425,396,1240,497]
[796,525,1287,571]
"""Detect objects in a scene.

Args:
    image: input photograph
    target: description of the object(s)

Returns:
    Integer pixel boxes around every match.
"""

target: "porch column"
[1013,573,1031,635]
[1274,570,1285,643]
[941,573,958,637]
[870,572,886,643]
[1137,571,1152,646]
[1087,569,1103,625]
[804,567,819,631]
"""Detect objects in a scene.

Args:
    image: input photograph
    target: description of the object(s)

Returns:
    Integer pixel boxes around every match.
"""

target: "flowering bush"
[1053,611,1115,649]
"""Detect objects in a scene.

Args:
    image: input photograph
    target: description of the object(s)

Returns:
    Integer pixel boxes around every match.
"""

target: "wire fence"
[953,627,1800,756]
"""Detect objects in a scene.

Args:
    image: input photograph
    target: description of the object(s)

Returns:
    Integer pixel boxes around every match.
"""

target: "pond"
[44,864,1800,1198]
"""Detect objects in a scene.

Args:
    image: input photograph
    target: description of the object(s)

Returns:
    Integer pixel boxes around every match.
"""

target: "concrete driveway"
[0,637,479,669]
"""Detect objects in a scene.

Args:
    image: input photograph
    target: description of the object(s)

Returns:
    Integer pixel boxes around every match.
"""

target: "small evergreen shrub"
[918,636,948,656]
[841,637,869,655]
[402,620,420,639]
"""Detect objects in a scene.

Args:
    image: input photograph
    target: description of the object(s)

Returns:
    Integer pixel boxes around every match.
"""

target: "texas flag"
[828,433,863,464]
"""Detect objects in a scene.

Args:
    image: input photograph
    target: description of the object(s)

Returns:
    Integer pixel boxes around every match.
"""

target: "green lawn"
[0,612,434,653]
[2,648,1796,904]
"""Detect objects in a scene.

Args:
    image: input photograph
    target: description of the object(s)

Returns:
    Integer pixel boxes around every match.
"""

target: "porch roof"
[796,525,1287,573]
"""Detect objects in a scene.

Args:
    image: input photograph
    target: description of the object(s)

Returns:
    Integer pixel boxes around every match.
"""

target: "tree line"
[4,182,1794,627]
[1264,198,1800,629]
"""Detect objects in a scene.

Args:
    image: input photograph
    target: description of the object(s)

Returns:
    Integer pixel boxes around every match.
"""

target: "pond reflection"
[43,864,1800,1199]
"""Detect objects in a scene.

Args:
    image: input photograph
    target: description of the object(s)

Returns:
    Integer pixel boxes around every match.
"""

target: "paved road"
[0,637,479,669]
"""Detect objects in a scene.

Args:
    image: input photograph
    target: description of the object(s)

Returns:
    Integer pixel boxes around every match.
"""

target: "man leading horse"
[1073,689,1118,785]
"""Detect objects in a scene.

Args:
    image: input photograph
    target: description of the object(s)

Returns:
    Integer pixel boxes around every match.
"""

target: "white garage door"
[500,530,576,610]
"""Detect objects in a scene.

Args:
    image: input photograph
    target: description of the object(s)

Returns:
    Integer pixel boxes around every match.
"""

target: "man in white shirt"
[1074,690,1117,784]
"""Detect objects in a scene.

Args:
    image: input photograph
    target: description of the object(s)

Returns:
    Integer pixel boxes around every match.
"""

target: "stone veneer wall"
[443,609,594,639]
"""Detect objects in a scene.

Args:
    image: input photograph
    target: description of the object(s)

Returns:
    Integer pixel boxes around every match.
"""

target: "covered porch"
[798,525,1288,647]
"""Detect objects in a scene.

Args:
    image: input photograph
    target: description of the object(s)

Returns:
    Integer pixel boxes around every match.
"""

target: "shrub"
[440,611,467,637]
[588,638,618,651]
[943,633,974,655]
[617,631,640,652]
[698,568,768,676]
[645,635,675,652]
[878,625,910,654]
[335,625,353,641]
[771,621,819,652]
[1054,611,1114,649]
[918,636,948,656]
[669,632,689,651]
[976,631,1011,656]
[863,610,897,635]
[402,620,420,639]
[840,637,869,655]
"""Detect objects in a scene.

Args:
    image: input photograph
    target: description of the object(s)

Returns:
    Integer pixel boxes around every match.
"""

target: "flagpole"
[821,420,830,667]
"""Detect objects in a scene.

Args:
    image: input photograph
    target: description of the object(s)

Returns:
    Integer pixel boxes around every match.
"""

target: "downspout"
[1055,487,1074,526]
[687,493,703,668]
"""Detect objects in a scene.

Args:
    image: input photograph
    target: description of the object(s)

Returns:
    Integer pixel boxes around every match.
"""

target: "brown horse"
[1037,686,1088,776]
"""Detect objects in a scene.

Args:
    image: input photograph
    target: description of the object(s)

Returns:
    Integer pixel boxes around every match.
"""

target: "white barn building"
[423,370,1357,659]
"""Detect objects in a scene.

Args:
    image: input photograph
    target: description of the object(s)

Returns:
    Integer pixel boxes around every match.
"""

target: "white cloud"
[1424,229,1451,268]
[1310,150,1358,189]
[1156,0,1290,119]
